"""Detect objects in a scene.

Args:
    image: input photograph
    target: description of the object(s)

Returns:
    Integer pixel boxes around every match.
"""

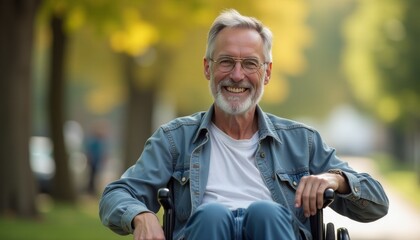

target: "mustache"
[218,79,252,89]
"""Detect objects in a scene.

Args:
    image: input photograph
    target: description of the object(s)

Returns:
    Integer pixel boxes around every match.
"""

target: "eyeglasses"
[209,57,267,74]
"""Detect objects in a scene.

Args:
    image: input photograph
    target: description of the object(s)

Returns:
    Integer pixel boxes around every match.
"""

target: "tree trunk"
[0,0,40,217]
[48,14,76,203]
[122,54,155,170]
[122,48,174,171]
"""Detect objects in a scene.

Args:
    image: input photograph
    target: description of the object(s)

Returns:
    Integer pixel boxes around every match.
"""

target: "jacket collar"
[193,104,282,144]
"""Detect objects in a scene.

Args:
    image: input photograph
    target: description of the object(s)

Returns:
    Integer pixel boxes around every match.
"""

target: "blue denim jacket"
[99,105,389,240]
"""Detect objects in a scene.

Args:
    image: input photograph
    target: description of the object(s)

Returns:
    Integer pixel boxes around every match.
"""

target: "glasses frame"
[209,57,268,74]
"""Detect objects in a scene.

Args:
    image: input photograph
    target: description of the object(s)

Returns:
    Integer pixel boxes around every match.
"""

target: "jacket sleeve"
[309,130,389,222]
[99,127,173,234]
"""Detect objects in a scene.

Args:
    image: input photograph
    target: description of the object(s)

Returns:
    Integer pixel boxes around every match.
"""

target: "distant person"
[86,122,107,195]
[99,9,389,239]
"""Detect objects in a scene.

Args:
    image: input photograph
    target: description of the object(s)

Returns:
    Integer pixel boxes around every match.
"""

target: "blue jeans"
[184,201,300,240]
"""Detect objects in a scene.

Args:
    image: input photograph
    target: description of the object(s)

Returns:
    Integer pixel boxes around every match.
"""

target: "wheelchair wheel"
[325,222,335,240]
[337,227,350,240]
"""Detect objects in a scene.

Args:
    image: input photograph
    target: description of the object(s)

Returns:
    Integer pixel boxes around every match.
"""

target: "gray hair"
[205,9,273,62]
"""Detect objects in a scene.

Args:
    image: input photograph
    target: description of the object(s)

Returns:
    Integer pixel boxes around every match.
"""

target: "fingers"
[295,175,330,218]
[300,177,319,217]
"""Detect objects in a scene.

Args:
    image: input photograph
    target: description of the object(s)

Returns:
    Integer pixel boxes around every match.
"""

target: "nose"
[230,61,245,81]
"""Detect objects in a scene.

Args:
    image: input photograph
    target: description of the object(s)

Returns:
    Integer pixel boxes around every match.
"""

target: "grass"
[373,153,420,210]
[0,194,166,240]
[0,195,132,240]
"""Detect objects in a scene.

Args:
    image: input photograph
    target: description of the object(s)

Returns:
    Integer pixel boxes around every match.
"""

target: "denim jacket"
[99,105,389,240]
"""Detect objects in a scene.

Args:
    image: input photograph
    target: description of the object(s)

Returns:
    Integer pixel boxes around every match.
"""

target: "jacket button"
[260,152,265,158]
[293,181,298,187]
[181,177,186,183]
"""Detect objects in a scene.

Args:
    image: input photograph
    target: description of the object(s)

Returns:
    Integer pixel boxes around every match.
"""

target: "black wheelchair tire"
[325,222,335,240]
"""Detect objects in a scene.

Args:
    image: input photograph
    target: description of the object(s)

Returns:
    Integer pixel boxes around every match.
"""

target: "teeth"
[226,87,246,93]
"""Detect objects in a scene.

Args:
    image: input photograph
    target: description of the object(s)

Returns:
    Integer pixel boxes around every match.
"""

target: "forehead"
[213,27,264,59]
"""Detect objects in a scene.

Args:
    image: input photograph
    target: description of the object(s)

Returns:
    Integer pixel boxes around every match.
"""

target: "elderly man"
[99,9,388,240]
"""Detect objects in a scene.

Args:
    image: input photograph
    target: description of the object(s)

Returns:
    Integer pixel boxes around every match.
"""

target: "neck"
[212,105,258,140]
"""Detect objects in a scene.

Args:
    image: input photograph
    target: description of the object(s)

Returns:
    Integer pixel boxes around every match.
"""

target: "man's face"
[204,27,272,115]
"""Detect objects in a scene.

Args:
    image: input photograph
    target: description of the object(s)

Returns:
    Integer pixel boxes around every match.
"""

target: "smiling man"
[99,9,389,240]
[206,26,269,116]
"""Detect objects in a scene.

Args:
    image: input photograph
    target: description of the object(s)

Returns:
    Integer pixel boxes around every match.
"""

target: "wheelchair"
[158,188,350,240]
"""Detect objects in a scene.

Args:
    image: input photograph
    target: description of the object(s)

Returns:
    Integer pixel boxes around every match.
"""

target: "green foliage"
[0,199,131,240]
[343,0,420,126]
[263,0,354,119]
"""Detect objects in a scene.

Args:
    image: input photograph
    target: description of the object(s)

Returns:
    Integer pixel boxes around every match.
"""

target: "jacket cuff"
[337,171,361,201]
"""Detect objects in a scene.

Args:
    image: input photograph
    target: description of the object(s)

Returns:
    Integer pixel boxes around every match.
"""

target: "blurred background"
[1,0,419,239]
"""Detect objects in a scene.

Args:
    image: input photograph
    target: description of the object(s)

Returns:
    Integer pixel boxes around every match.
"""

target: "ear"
[203,58,211,80]
[264,62,272,85]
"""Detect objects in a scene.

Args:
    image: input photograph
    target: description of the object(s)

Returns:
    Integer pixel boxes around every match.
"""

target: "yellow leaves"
[384,18,406,42]
[256,0,311,104]
[343,0,410,124]
[193,9,218,27]
[263,77,289,103]
[110,9,158,56]
[377,96,400,123]
[343,49,379,105]
[66,7,86,32]
[342,2,381,107]
[259,0,312,75]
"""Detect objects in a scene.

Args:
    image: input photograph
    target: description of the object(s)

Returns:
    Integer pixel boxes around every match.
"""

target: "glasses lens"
[217,58,235,72]
[214,57,262,73]
[242,59,260,72]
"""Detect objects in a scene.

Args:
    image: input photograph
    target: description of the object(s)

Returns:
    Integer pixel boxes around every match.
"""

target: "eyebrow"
[216,55,260,60]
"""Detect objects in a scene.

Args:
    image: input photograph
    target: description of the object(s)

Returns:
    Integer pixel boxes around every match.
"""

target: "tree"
[37,0,81,202]
[0,0,40,217]
[110,1,228,168]
[47,13,77,202]
[263,0,353,119]
[38,0,141,200]
[343,0,420,181]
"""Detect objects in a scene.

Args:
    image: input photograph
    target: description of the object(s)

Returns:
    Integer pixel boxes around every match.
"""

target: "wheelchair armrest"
[310,188,336,240]
[158,188,174,210]
[323,188,335,208]
[158,188,174,240]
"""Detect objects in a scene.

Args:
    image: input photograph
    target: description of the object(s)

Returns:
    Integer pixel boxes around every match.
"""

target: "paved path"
[324,156,420,240]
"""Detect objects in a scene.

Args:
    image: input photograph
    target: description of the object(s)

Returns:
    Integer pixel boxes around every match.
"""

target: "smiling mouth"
[225,86,247,93]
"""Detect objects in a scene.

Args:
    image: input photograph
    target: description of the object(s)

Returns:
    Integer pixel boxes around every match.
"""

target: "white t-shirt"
[202,123,273,210]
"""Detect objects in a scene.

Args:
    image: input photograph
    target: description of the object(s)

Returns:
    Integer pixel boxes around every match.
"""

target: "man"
[99,9,389,240]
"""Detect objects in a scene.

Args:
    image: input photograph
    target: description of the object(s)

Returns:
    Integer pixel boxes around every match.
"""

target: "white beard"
[209,73,265,115]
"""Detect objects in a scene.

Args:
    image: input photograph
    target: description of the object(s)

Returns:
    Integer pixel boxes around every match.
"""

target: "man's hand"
[294,172,349,218]
[132,212,165,240]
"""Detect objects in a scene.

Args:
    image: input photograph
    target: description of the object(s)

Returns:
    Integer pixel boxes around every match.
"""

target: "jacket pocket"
[173,170,190,186]
[276,170,309,221]
[276,170,309,190]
